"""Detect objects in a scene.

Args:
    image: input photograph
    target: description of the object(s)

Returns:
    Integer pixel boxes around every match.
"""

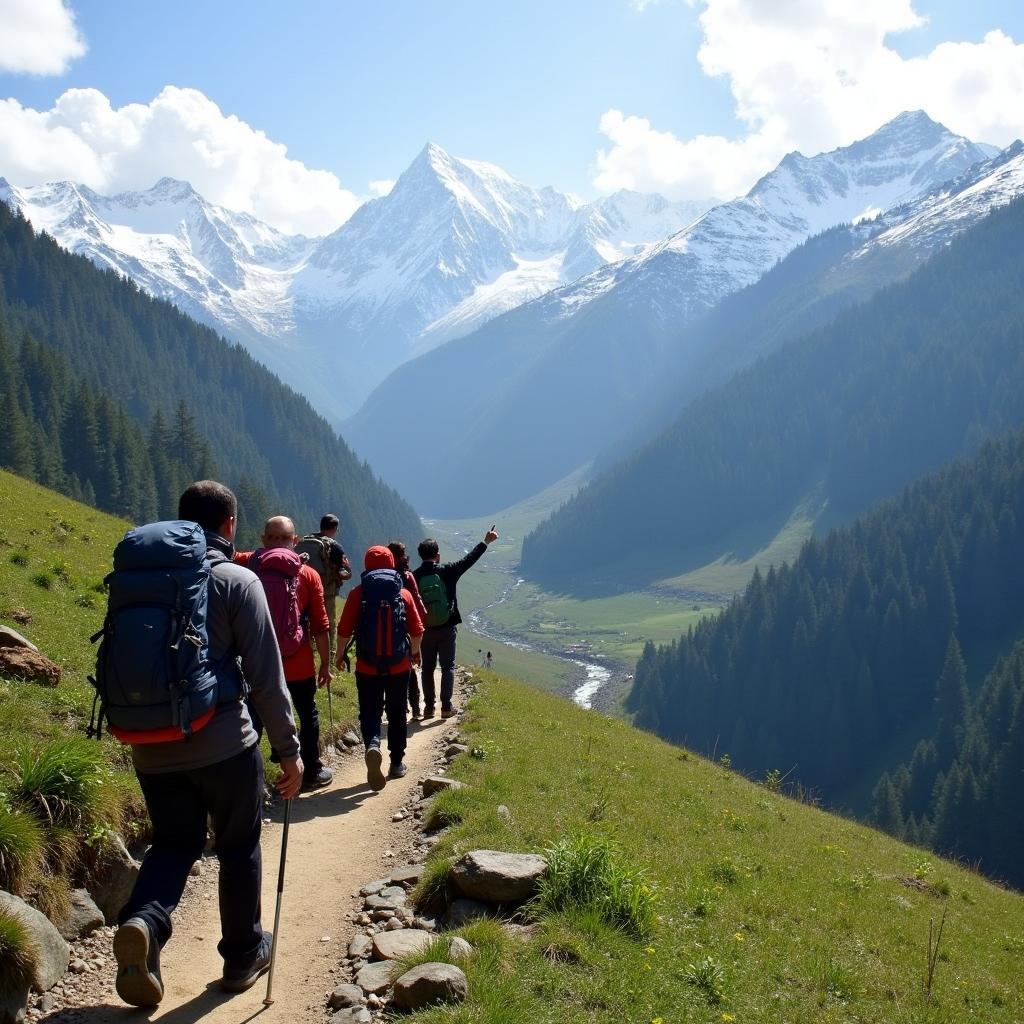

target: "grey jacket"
[131,532,300,774]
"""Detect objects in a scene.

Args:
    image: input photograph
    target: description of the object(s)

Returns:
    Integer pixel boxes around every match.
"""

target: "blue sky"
[2,1,1024,233]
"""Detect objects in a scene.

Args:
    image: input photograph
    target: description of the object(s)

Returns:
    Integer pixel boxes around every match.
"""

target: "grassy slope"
[417,672,1024,1024]
[0,469,359,805]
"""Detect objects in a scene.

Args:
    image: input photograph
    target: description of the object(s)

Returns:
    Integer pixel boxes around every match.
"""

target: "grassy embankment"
[405,670,1024,1023]
[0,470,357,923]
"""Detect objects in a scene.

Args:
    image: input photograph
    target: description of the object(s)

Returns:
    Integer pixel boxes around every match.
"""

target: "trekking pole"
[263,797,292,1007]
[326,681,335,744]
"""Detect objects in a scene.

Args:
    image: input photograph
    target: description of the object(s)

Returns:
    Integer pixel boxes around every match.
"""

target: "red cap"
[364,545,395,570]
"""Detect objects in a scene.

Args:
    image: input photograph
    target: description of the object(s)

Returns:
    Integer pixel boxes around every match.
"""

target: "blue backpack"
[356,568,409,674]
[89,520,242,743]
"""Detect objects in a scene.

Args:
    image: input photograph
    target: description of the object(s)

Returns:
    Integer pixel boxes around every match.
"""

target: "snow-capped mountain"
[1,149,707,418]
[345,112,1011,516]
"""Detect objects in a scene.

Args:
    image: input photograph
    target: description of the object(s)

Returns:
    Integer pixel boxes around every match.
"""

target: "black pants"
[421,624,457,709]
[250,677,322,780]
[119,745,264,968]
[407,668,421,714]
[356,672,408,761]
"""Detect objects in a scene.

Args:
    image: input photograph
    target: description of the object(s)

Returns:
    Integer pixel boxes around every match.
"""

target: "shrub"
[0,803,45,894]
[30,572,53,590]
[7,738,116,831]
[0,909,38,991]
[8,552,28,567]
[533,832,657,938]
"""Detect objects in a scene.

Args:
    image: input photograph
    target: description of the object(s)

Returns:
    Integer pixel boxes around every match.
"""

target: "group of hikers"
[93,479,497,1007]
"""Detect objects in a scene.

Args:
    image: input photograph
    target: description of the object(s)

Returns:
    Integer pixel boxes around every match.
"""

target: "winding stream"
[466,576,613,710]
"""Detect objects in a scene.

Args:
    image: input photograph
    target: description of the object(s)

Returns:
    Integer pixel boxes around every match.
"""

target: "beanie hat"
[364,545,395,570]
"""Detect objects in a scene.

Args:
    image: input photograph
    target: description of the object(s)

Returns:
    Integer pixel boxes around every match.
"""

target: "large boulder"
[392,963,468,1011]
[449,850,547,905]
[0,892,69,992]
[87,835,140,925]
[56,890,104,942]
[0,648,60,687]
[371,928,432,961]
[0,627,37,652]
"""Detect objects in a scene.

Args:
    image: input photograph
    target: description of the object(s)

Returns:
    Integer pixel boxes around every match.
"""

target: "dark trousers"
[421,624,457,709]
[250,677,322,780]
[356,672,408,761]
[120,745,264,968]
[407,668,421,714]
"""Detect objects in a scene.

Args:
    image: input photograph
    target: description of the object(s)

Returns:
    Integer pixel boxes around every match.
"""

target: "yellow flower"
[734,932,745,942]
[652,1018,664,1024]
[644,963,652,971]
[721,1015,735,1022]
[645,946,656,955]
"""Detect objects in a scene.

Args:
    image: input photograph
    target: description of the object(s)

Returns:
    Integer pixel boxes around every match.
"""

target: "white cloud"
[595,1,1024,200]
[0,0,86,75]
[368,179,395,197]
[0,86,361,234]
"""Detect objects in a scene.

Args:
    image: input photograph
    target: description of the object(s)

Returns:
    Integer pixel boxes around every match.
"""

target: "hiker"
[295,513,351,658]
[108,481,302,1006]
[485,651,493,670]
[236,515,334,791]
[414,526,499,718]
[336,546,424,790]
[388,541,429,719]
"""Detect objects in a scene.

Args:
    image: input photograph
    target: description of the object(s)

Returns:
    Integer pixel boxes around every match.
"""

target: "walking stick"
[326,681,335,743]
[263,797,292,1007]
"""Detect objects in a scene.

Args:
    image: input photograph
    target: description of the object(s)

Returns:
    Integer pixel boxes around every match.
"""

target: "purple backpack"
[250,547,305,658]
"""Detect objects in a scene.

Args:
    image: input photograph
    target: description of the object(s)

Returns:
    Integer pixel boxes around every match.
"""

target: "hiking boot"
[422,706,436,720]
[388,760,408,779]
[441,705,458,719]
[365,743,386,791]
[114,917,163,1007]
[410,705,421,720]
[302,766,333,791]
[221,930,272,993]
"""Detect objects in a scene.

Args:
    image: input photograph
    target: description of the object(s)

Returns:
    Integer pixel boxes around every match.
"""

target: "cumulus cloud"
[597,0,1024,200]
[0,0,86,75]
[0,86,361,234]
[368,179,395,197]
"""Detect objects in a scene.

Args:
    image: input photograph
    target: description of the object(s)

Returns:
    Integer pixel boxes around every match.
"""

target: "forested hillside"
[523,196,1024,590]
[0,203,421,549]
[627,429,1024,884]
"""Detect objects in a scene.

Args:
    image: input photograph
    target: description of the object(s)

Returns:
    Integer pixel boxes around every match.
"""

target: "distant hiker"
[485,651,493,670]
[413,526,499,718]
[388,540,429,718]
[236,515,334,791]
[295,513,352,658]
[106,481,302,1006]
[336,546,424,790]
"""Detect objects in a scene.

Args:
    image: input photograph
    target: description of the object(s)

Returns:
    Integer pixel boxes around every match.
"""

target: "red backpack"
[250,547,306,658]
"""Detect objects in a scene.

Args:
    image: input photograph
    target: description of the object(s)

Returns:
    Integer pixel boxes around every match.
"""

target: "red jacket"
[338,583,424,676]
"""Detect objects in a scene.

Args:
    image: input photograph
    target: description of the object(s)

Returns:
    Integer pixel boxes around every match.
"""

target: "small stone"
[359,878,389,897]
[379,885,406,904]
[389,865,421,888]
[370,909,395,922]
[448,936,475,961]
[340,730,361,747]
[497,805,512,820]
[58,889,104,942]
[421,776,466,797]
[355,959,395,995]
[70,959,88,974]
[330,1008,371,1024]
[356,913,371,926]
[413,916,437,932]
[328,983,363,1010]
[384,917,404,931]
[397,908,415,925]
[320,935,332,942]
[444,744,469,760]
[348,933,372,959]
[36,992,55,1012]
[384,850,395,859]
[392,812,406,822]
[392,963,468,1011]
[366,993,383,1008]
[371,928,433,961]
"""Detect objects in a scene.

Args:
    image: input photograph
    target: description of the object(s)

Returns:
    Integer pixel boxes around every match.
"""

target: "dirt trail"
[79,698,452,1024]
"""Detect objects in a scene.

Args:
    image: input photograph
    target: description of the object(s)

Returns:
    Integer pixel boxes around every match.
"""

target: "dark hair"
[417,538,440,560]
[320,513,340,532]
[387,541,409,571]
[179,480,237,533]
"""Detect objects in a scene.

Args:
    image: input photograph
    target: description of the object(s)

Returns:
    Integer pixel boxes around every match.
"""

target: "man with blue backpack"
[336,546,424,789]
[413,526,498,718]
[93,480,302,1007]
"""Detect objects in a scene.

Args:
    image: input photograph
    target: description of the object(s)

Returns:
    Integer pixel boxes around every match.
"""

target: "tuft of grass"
[0,803,45,895]
[8,551,28,567]
[424,788,467,831]
[0,908,38,991]
[414,857,454,912]
[7,738,117,831]
[30,572,53,590]
[532,831,658,939]
[30,870,72,925]
[685,955,727,1005]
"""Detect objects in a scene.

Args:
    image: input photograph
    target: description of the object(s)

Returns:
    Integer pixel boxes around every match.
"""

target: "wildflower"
[733,932,745,942]
[645,946,656,955]
[722,1015,735,1022]
[652,1018,664,1024]
[644,963,653,971]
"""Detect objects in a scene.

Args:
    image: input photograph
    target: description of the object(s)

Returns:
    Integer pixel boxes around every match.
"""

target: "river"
[466,576,613,710]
